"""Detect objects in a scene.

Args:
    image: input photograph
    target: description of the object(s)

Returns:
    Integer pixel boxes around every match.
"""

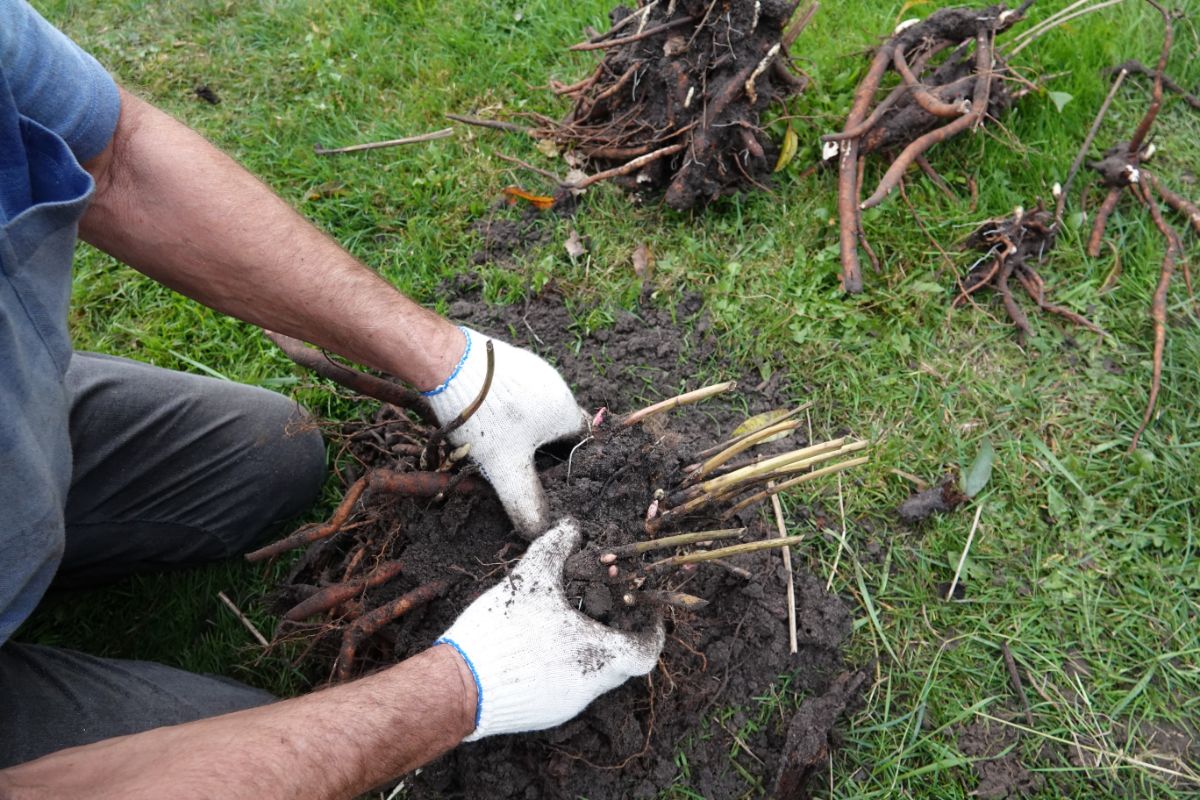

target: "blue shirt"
[0,0,121,644]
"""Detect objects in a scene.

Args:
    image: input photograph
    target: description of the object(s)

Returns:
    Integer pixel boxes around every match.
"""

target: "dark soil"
[268,285,862,798]
[956,718,1044,799]
[544,0,811,210]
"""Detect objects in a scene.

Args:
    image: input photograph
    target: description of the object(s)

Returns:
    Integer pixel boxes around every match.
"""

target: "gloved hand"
[423,327,589,537]
[436,518,664,741]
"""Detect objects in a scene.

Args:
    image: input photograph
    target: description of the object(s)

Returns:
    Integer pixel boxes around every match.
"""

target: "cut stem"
[645,535,806,571]
[619,381,737,427]
[623,590,710,612]
[313,127,453,155]
[605,528,746,559]
[689,403,811,462]
[770,490,799,655]
[689,419,802,481]
[720,456,870,519]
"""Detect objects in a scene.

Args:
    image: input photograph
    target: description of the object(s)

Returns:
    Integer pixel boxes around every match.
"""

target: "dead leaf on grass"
[565,228,587,260]
[632,243,654,281]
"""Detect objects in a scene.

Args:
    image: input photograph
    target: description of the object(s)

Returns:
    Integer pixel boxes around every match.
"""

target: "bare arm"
[0,646,475,800]
[80,86,462,391]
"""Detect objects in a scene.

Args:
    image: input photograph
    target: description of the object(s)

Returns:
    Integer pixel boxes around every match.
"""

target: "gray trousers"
[0,352,327,768]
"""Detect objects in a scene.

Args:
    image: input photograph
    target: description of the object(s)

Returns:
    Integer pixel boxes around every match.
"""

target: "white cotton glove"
[423,327,589,537]
[436,518,665,741]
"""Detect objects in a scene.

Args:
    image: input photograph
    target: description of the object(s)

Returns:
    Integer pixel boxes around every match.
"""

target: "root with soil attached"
[453,0,818,210]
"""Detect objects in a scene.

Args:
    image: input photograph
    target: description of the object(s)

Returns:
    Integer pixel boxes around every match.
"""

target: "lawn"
[19,0,1200,797]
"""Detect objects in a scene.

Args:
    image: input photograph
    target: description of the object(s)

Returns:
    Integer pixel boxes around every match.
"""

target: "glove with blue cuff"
[423,327,589,538]
[437,518,664,741]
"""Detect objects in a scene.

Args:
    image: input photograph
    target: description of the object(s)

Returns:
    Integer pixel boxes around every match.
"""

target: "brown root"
[335,580,451,681]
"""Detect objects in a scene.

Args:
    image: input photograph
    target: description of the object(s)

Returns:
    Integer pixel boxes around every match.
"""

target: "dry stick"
[313,127,453,155]
[600,528,746,561]
[583,0,656,44]
[1086,187,1123,257]
[689,419,802,480]
[335,580,450,681]
[861,27,993,210]
[644,535,806,572]
[566,142,687,191]
[721,455,870,519]
[265,331,432,421]
[770,491,799,655]
[495,152,561,183]
[689,403,811,463]
[217,591,270,647]
[618,380,736,427]
[946,502,984,601]
[686,438,850,501]
[1131,191,1181,451]
[1057,67,1128,224]
[1001,641,1035,727]
[283,560,406,622]
[782,1,819,49]
[444,114,531,135]
[711,558,752,580]
[568,15,695,51]
[421,340,494,469]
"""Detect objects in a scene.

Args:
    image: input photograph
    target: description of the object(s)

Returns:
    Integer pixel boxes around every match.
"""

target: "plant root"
[335,580,451,681]
[828,1,1035,292]
[477,0,817,209]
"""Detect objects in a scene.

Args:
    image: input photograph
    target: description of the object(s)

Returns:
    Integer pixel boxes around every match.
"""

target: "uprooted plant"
[451,0,818,210]
[827,0,1129,294]
[1073,0,1198,450]
[246,333,868,683]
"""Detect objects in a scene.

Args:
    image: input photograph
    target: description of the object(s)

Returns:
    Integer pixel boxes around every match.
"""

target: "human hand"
[422,327,588,537]
[436,518,664,741]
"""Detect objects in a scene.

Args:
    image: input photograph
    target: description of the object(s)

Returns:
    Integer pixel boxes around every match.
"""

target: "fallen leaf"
[773,123,798,173]
[1048,91,1074,113]
[565,228,587,260]
[962,437,995,498]
[731,408,796,443]
[535,138,560,158]
[304,180,347,201]
[632,243,653,280]
[502,185,556,210]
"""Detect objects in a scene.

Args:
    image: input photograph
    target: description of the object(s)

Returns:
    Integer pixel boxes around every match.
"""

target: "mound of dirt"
[270,285,861,798]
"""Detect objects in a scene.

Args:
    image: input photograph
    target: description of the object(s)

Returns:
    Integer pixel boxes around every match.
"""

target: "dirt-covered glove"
[436,518,664,741]
[423,327,588,537]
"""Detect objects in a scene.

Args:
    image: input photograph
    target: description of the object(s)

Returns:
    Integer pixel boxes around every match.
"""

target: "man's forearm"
[0,646,475,800]
[80,87,462,391]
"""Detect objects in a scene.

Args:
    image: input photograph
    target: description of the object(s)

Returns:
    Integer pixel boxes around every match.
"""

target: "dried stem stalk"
[603,528,746,559]
[619,381,737,427]
[720,455,870,519]
[644,535,806,571]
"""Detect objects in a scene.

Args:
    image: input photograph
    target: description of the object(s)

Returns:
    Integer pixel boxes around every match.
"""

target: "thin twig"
[602,528,746,560]
[313,128,453,155]
[566,142,687,191]
[568,15,696,51]
[946,503,984,601]
[445,114,531,135]
[217,591,270,647]
[770,490,799,654]
[1058,67,1127,224]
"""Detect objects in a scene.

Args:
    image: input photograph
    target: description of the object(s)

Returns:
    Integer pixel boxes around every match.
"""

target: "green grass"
[17,0,1200,796]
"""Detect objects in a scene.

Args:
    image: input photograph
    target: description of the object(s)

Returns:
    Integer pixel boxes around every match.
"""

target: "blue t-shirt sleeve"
[0,0,120,162]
